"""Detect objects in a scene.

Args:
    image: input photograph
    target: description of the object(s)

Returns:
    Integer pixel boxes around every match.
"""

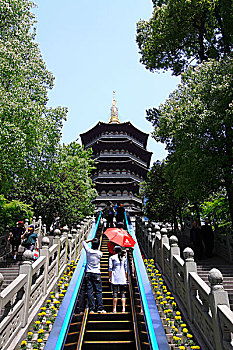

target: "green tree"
[141,160,184,230]
[22,142,98,227]
[0,0,67,197]
[147,57,233,227]
[136,0,233,75]
[0,195,33,233]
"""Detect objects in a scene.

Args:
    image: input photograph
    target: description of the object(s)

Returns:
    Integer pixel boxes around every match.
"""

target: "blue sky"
[34,0,180,164]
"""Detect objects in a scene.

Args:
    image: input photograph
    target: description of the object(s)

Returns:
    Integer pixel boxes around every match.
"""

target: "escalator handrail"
[44,212,102,350]
[124,213,169,350]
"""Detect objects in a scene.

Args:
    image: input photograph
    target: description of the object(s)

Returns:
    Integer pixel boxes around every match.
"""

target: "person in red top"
[107,241,117,256]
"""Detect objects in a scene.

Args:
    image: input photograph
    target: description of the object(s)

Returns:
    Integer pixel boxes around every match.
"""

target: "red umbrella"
[104,228,136,248]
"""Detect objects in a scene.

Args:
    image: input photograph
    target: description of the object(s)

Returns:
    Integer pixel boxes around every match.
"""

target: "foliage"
[200,192,231,228]
[0,195,33,233]
[0,0,67,198]
[146,57,233,227]
[136,0,233,75]
[11,142,98,227]
[0,1,97,228]
[141,160,183,229]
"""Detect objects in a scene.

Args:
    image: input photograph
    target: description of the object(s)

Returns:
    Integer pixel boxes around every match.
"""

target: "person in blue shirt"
[83,238,106,314]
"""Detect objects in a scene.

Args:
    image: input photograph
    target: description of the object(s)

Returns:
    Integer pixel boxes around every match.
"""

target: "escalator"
[45,214,169,350]
[64,232,150,350]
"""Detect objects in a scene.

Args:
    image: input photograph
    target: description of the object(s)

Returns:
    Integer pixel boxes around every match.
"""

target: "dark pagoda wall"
[80,121,152,214]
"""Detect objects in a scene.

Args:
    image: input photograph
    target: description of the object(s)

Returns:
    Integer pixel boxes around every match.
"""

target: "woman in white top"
[109,246,127,313]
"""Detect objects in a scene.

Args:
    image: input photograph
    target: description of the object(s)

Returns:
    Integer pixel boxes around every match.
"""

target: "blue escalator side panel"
[44,213,102,350]
[125,215,169,350]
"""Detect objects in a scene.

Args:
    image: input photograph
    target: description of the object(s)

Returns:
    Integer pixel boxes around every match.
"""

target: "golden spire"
[109,90,120,124]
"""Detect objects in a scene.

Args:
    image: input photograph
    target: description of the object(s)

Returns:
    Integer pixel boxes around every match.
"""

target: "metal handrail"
[44,212,102,350]
[124,213,169,350]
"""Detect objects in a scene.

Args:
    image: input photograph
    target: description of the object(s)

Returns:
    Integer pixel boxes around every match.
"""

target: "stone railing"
[0,216,93,350]
[214,227,233,263]
[136,218,233,350]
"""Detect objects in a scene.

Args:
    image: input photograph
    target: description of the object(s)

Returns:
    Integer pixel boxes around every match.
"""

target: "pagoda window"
[101,191,107,197]
[122,169,126,174]
[109,169,113,174]
[116,190,121,196]
[123,190,128,196]
[103,169,107,174]
[109,190,114,196]
[116,169,120,174]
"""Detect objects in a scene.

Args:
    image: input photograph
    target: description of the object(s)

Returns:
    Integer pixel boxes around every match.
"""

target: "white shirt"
[83,241,103,274]
[109,253,127,285]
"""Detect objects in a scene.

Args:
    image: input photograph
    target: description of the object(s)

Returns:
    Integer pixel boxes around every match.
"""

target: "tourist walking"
[190,220,203,260]
[109,246,127,313]
[116,204,125,228]
[22,225,39,251]
[83,238,106,314]
[201,218,214,258]
[8,221,25,260]
[104,201,115,228]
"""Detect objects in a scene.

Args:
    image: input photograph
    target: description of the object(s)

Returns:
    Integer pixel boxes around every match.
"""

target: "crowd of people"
[8,221,39,260]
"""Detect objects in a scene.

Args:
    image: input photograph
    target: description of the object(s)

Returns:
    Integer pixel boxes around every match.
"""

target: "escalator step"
[85,329,134,341]
[87,320,133,330]
[82,340,135,350]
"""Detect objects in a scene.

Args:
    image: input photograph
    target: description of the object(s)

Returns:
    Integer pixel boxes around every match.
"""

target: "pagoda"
[80,92,152,214]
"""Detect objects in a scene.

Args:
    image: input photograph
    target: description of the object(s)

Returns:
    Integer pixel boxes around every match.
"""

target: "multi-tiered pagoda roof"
[80,92,152,214]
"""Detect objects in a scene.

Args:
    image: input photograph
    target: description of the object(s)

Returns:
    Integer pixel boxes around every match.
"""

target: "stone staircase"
[197,258,233,311]
[178,233,233,311]
[0,260,21,292]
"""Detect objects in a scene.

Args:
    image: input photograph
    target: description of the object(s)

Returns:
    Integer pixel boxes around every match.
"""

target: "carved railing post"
[40,237,50,295]
[53,229,61,276]
[208,268,230,350]
[71,229,78,261]
[19,250,33,327]
[161,228,169,273]
[183,247,197,321]
[62,226,69,263]
[76,225,82,256]
[169,235,180,291]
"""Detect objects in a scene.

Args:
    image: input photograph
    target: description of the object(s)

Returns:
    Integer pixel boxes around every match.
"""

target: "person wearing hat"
[8,221,25,260]
[109,245,127,313]
[21,225,39,251]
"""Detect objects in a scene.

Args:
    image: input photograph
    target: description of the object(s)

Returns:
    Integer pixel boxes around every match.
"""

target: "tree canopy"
[147,57,233,226]
[136,0,233,75]
[0,0,97,227]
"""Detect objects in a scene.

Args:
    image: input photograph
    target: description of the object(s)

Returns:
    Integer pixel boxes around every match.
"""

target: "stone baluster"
[80,221,85,241]
[76,225,82,256]
[43,224,47,236]
[169,235,180,291]
[40,237,50,295]
[62,226,69,263]
[153,225,160,259]
[38,216,42,236]
[20,250,33,327]
[147,227,152,257]
[71,229,78,261]
[208,268,230,350]
[161,228,169,273]
[25,219,29,232]
[53,229,61,276]
[151,232,156,258]
[32,216,36,227]
[68,232,73,261]
[183,247,197,321]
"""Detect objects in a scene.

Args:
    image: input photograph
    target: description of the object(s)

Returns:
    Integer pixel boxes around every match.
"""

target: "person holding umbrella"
[109,246,128,313]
